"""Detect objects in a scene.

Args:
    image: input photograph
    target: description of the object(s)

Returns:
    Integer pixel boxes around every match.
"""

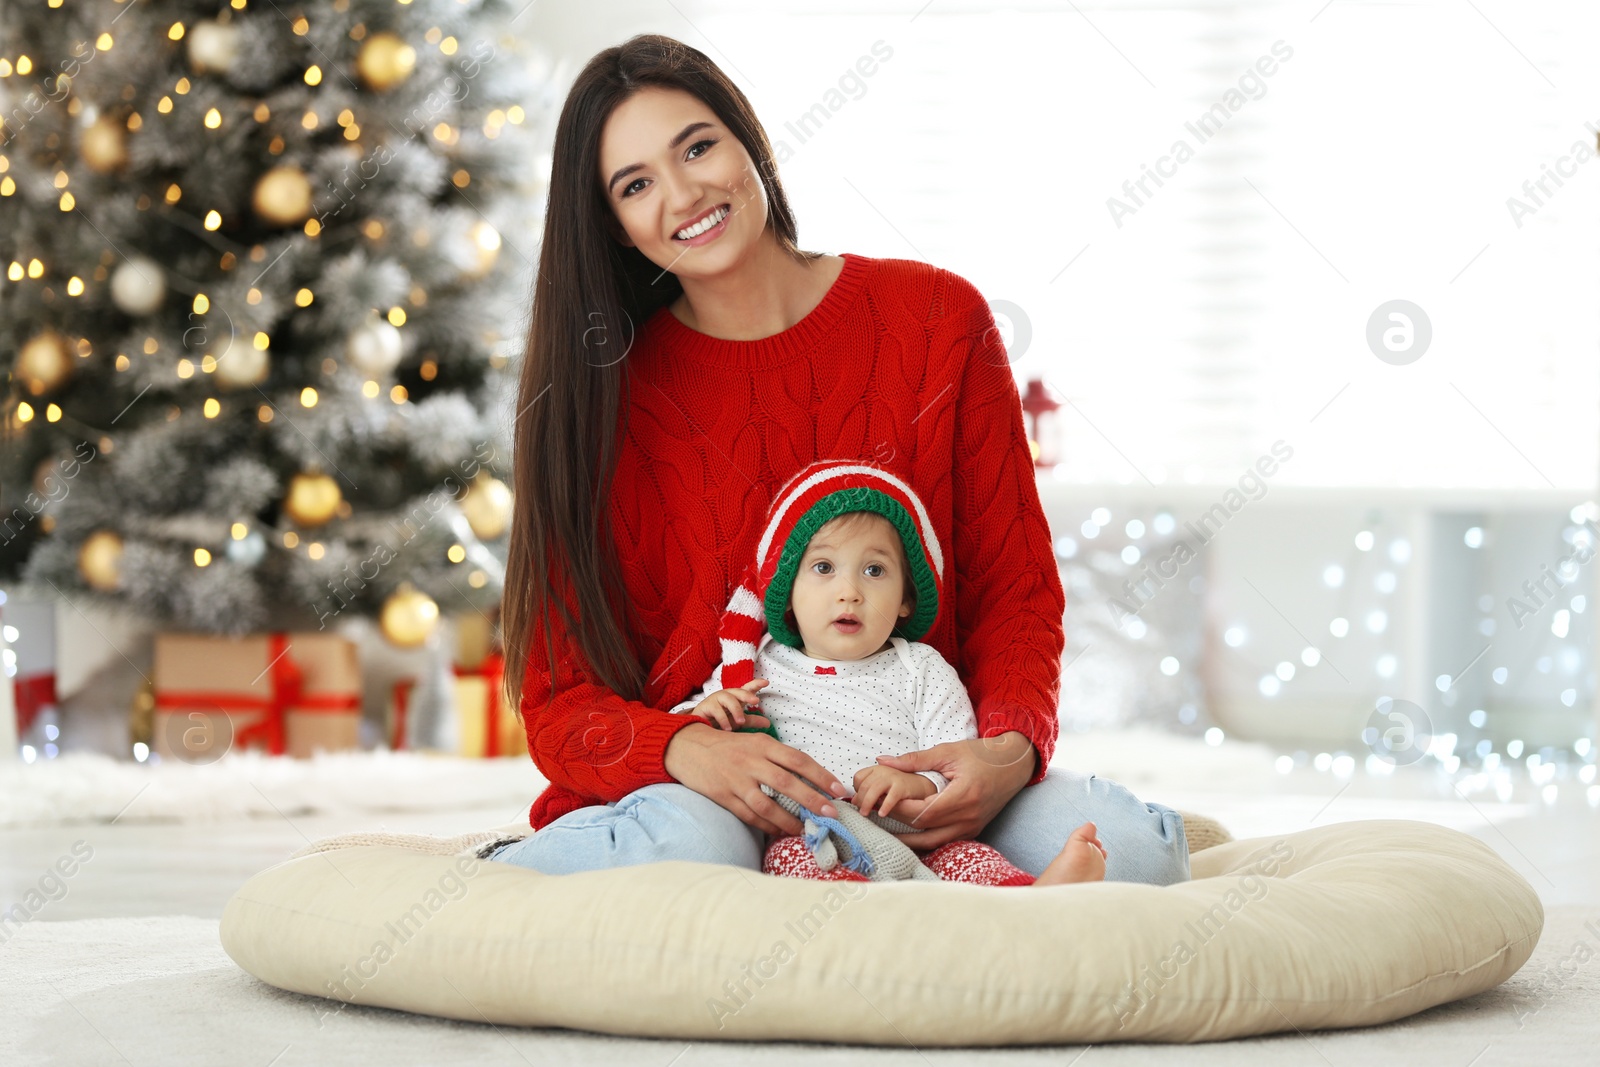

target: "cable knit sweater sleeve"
[935,272,1067,786]
[518,571,704,814]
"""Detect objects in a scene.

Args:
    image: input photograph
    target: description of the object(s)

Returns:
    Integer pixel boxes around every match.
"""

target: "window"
[683,0,1600,489]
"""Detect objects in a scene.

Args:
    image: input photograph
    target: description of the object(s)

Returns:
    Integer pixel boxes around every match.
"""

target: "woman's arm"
[523,585,850,834]
[938,272,1067,786]
[871,273,1067,847]
[518,591,706,804]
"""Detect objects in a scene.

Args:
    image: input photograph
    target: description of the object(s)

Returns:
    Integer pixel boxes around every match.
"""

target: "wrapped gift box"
[454,652,525,758]
[389,651,524,757]
[153,632,361,760]
[4,597,57,739]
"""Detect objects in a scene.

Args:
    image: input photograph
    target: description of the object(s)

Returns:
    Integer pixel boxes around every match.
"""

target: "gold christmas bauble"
[187,20,241,74]
[282,472,342,527]
[358,32,416,92]
[344,315,404,378]
[110,256,166,315]
[460,472,512,540]
[16,329,74,396]
[78,529,125,592]
[466,219,501,277]
[213,342,269,389]
[81,114,128,174]
[252,165,313,226]
[380,585,439,648]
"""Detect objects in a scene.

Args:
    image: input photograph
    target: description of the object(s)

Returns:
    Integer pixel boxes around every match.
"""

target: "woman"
[488,33,1190,885]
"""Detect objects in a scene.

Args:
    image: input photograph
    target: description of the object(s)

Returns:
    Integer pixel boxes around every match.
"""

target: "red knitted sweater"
[520,252,1067,829]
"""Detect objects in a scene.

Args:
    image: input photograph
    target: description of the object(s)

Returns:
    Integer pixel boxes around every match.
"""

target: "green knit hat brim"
[764,488,939,649]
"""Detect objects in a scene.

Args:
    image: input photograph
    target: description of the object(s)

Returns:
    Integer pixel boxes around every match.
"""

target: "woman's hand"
[850,764,936,819]
[869,731,1037,851]
[664,720,852,837]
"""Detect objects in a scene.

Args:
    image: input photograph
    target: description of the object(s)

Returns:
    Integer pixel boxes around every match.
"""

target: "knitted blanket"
[762,780,941,882]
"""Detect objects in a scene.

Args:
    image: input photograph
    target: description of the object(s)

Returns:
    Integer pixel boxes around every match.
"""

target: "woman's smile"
[672,203,730,243]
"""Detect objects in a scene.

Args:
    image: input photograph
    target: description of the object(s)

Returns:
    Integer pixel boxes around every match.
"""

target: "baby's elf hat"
[711,460,945,692]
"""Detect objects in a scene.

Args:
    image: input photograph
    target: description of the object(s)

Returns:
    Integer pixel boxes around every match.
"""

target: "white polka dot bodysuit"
[671,634,978,795]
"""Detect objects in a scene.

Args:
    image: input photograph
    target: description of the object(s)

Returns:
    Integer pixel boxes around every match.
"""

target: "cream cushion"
[220,819,1543,1044]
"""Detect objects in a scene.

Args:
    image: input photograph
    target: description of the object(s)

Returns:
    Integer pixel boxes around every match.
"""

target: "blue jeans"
[488,768,1191,885]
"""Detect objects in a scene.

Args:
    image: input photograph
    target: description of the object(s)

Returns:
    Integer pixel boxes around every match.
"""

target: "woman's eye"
[619,141,714,198]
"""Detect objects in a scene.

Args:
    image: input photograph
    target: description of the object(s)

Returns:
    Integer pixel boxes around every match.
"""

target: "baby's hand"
[679,679,769,731]
[850,763,936,820]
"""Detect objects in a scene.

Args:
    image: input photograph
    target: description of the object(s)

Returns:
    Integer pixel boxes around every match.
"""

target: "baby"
[671,461,1106,887]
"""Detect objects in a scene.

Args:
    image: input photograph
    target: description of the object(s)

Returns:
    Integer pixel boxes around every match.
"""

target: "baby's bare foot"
[1034,822,1108,886]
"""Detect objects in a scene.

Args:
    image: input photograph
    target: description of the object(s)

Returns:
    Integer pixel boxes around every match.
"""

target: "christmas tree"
[0,0,547,644]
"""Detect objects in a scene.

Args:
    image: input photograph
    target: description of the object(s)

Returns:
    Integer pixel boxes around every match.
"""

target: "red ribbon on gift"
[390,678,411,751]
[390,652,508,755]
[153,633,358,756]
[455,651,507,756]
[13,673,57,737]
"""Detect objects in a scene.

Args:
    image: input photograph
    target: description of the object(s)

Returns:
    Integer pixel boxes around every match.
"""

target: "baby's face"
[787,513,911,661]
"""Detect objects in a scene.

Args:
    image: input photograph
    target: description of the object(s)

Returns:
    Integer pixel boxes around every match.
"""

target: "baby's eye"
[865,563,885,577]
[812,562,832,575]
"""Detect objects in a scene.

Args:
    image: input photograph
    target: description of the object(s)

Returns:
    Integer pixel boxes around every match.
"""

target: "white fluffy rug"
[0,749,540,828]
[2,909,1593,1065]
[0,728,1492,830]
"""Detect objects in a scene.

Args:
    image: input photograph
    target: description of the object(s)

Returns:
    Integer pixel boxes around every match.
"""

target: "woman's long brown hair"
[501,33,819,719]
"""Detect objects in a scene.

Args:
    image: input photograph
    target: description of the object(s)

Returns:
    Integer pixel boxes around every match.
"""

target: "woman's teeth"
[675,205,728,240]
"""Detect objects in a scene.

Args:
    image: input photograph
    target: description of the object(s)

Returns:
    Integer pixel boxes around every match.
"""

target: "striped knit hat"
[711,460,944,693]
